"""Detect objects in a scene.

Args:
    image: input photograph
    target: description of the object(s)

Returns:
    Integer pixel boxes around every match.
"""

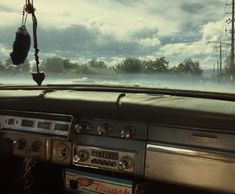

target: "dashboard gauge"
[52,141,69,161]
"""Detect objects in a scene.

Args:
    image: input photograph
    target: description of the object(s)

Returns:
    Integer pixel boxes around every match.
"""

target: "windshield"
[1,0,235,93]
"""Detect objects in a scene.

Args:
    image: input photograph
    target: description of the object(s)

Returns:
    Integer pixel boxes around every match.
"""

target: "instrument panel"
[0,110,144,174]
[1,108,235,193]
[0,109,73,138]
[0,110,73,165]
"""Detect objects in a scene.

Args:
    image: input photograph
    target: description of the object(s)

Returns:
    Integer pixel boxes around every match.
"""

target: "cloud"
[37,25,161,58]
[181,2,204,14]
[201,20,225,42]
[0,5,15,12]
[0,44,11,61]
[0,0,228,69]
[131,27,159,39]
[0,24,161,61]
[159,19,226,68]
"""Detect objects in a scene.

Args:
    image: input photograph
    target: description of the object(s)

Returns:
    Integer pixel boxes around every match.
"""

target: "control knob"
[121,126,135,139]
[15,138,27,150]
[31,140,42,153]
[97,123,111,135]
[118,156,133,171]
[74,149,89,163]
[74,122,90,134]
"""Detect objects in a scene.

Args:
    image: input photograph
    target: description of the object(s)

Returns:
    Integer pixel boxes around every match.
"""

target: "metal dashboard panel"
[44,91,120,118]
[0,90,45,112]
[75,118,147,140]
[2,130,51,161]
[148,125,235,151]
[73,134,145,176]
[145,144,235,193]
[146,125,235,193]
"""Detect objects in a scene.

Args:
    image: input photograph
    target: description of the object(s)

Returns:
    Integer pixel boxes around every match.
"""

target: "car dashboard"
[0,88,235,194]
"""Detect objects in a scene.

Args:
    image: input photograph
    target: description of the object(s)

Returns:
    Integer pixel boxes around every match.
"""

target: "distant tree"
[3,58,15,71]
[0,58,31,73]
[0,60,4,71]
[172,58,202,75]
[114,57,143,73]
[41,57,65,73]
[224,55,232,76]
[77,64,92,74]
[63,59,77,70]
[88,59,107,68]
[144,57,169,73]
[40,57,78,73]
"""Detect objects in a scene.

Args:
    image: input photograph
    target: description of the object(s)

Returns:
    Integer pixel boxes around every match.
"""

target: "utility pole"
[207,41,230,80]
[225,0,235,80]
[232,0,235,80]
[219,42,222,76]
[213,63,216,78]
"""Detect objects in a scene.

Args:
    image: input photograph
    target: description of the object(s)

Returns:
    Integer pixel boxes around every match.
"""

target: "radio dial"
[118,156,133,171]
[74,150,89,162]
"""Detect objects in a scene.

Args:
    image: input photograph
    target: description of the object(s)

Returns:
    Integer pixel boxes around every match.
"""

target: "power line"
[224,0,235,80]
[232,0,234,80]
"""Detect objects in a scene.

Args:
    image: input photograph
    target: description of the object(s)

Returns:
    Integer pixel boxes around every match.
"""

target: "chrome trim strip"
[0,109,73,139]
[147,144,235,163]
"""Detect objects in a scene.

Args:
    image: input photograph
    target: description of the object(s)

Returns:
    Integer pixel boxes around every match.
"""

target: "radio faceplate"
[73,145,135,173]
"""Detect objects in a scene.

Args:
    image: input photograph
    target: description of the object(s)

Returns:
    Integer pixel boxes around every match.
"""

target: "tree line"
[0,56,203,76]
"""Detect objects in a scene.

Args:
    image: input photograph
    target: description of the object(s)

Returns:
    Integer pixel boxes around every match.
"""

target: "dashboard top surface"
[0,89,235,131]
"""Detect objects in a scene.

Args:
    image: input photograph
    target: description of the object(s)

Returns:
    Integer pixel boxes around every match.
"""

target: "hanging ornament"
[10,2,31,65]
[10,26,31,65]
[10,0,45,86]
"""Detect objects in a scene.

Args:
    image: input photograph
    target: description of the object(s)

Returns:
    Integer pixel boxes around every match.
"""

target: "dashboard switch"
[97,123,111,135]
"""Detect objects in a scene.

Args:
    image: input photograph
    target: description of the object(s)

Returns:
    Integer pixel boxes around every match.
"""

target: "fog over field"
[1,0,235,94]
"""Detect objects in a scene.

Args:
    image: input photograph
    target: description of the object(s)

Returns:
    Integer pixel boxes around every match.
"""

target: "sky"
[0,0,229,69]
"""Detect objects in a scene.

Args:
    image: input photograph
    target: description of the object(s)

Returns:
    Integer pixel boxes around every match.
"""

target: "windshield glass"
[1,0,235,93]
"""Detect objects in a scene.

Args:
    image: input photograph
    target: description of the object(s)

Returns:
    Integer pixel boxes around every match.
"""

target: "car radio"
[73,145,136,173]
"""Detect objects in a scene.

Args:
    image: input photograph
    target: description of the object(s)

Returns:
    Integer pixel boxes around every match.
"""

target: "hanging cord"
[23,0,45,86]
[21,8,26,27]
[22,152,41,193]
[14,147,41,193]
[24,0,40,73]
[21,1,28,27]
[32,12,40,73]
